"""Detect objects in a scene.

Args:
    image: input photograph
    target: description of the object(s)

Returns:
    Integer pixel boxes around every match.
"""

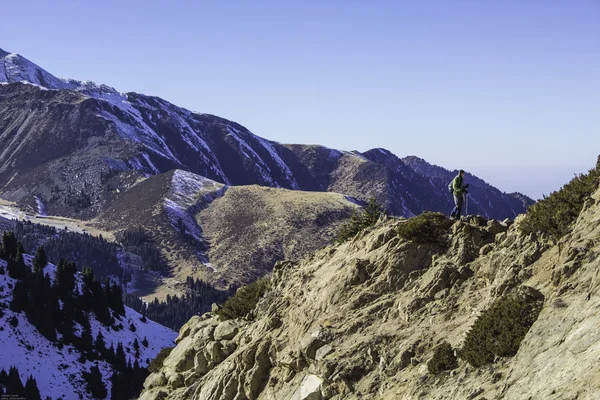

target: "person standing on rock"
[450,170,469,220]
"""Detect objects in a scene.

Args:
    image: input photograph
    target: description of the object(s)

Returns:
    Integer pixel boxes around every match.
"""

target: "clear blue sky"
[2,0,599,199]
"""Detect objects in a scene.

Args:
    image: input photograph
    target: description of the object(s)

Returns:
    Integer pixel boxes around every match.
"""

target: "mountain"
[402,156,533,217]
[0,252,177,399]
[94,169,357,295]
[139,165,600,400]
[0,48,531,222]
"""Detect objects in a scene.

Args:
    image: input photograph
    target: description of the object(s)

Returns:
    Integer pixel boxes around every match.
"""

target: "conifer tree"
[0,368,7,385]
[24,375,41,400]
[10,281,28,312]
[1,232,18,260]
[6,366,24,397]
[83,365,107,399]
[33,246,47,274]
[95,331,106,356]
[142,336,149,347]
[115,342,127,371]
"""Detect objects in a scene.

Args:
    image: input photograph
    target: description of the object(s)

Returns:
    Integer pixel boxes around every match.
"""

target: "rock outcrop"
[140,186,600,400]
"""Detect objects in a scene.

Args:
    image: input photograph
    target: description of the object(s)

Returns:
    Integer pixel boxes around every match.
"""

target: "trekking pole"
[464,192,468,216]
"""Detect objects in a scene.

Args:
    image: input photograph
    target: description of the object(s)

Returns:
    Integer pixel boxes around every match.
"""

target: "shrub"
[216,278,271,320]
[148,347,174,373]
[461,294,542,368]
[520,160,600,240]
[427,342,458,374]
[396,212,453,246]
[337,197,386,243]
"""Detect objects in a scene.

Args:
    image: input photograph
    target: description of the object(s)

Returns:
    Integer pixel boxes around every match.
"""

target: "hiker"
[449,170,469,220]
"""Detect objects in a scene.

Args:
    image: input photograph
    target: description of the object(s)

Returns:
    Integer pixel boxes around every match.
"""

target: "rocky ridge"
[139,184,600,400]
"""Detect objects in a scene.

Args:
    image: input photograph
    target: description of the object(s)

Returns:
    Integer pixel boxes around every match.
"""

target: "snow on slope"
[0,258,177,400]
[0,48,303,191]
[164,170,226,263]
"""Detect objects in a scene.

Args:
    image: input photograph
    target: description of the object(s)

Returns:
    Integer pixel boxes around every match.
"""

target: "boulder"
[300,330,326,360]
[486,219,507,236]
[220,340,238,357]
[300,374,323,400]
[163,337,195,373]
[175,315,201,344]
[168,372,184,389]
[214,320,239,341]
[143,372,167,390]
[138,388,169,400]
[195,351,210,374]
[315,345,333,361]
[193,325,216,350]
[480,243,494,256]
[204,341,224,365]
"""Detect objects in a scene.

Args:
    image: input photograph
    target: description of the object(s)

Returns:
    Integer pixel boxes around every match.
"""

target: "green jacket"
[452,175,465,195]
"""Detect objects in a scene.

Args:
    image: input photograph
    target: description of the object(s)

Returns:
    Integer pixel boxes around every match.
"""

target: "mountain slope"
[139,183,600,399]
[402,155,534,218]
[0,48,531,222]
[95,169,357,295]
[0,256,177,400]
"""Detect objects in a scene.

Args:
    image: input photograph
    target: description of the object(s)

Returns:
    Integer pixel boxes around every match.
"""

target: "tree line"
[0,231,150,400]
[125,276,234,330]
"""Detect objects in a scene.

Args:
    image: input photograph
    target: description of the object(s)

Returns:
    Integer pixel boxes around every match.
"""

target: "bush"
[216,278,271,320]
[461,294,542,368]
[337,197,385,243]
[148,347,174,373]
[427,342,458,374]
[396,212,453,246]
[520,160,600,240]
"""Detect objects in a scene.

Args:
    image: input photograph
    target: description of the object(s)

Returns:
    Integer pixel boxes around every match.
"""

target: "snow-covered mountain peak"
[0,49,122,98]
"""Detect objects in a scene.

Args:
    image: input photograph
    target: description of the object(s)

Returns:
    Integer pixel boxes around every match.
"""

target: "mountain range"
[0,47,534,296]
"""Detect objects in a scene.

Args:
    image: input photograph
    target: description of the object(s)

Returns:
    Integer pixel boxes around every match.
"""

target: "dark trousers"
[451,194,463,219]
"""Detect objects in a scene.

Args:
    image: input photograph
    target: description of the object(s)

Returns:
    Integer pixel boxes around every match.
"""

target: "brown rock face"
[140,187,600,400]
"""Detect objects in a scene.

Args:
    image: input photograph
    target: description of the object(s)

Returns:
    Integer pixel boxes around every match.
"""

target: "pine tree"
[0,368,7,385]
[106,342,115,364]
[95,331,106,356]
[24,375,42,400]
[115,342,127,371]
[10,281,28,312]
[83,365,107,399]
[110,282,125,315]
[33,246,47,274]
[81,325,94,355]
[2,232,18,260]
[6,366,24,397]
[142,336,149,347]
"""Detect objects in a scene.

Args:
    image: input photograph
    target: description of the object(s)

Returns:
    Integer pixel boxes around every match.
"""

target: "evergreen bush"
[520,160,600,240]
[216,278,271,320]
[427,341,458,374]
[337,197,385,243]
[461,294,543,368]
[148,347,174,373]
[396,212,452,246]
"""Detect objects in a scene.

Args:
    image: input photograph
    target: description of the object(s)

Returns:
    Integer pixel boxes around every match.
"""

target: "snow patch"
[0,259,176,400]
[34,196,47,216]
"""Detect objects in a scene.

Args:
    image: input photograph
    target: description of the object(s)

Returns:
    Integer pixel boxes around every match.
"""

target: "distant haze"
[463,164,595,201]
[1,0,598,198]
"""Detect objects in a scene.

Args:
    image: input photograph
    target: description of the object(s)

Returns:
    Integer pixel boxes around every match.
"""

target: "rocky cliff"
[139,183,600,399]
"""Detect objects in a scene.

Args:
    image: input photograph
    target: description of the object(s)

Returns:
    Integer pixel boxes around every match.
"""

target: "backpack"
[448,180,454,194]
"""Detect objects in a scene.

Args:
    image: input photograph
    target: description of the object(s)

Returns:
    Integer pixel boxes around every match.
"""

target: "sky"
[1,0,599,199]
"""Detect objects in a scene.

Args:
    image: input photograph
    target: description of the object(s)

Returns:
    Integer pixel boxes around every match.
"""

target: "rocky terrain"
[139,180,600,399]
